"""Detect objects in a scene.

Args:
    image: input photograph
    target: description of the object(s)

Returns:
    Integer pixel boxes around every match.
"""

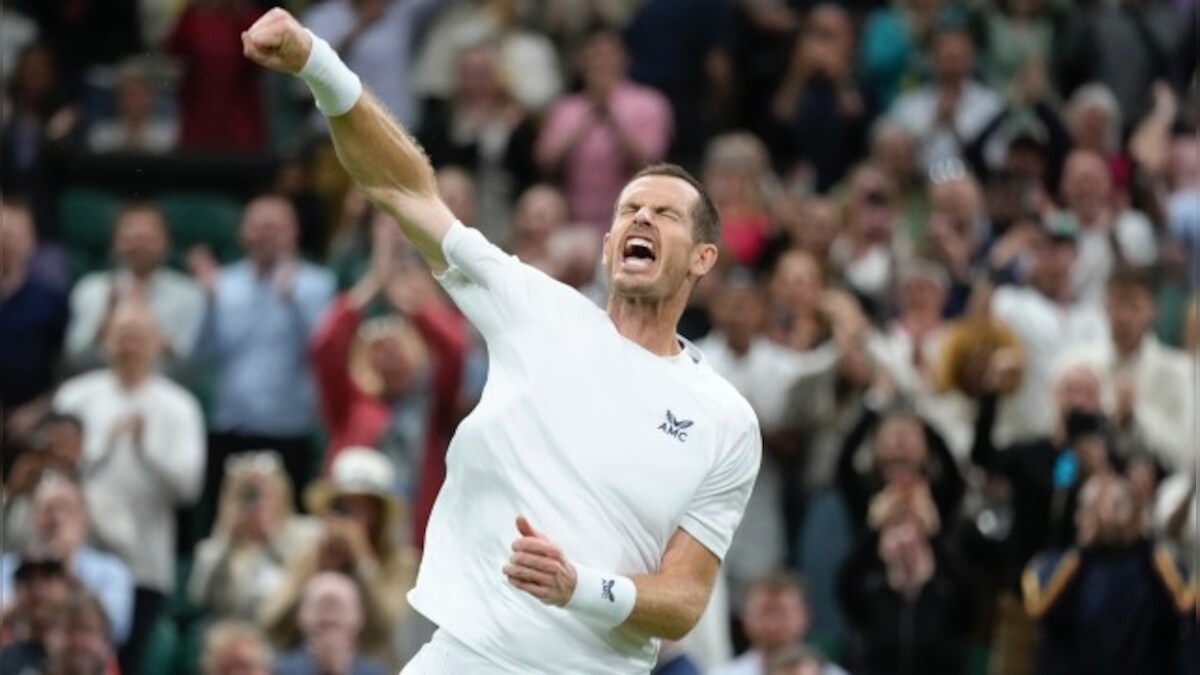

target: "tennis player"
[243,9,761,673]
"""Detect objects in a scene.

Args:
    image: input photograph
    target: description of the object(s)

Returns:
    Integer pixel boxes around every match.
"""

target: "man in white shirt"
[987,216,1108,444]
[1060,267,1193,471]
[53,304,205,674]
[243,10,761,674]
[65,202,203,377]
[1060,150,1157,303]
[888,24,1004,171]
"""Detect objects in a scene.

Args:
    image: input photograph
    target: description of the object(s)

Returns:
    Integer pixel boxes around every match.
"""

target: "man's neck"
[1115,336,1143,360]
[115,366,152,389]
[606,295,686,357]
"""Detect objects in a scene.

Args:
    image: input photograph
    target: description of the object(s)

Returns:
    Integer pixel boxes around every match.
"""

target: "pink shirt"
[537,82,672,227]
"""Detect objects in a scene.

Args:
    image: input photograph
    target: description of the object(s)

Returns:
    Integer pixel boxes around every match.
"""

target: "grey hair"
[1065,83,1123,155]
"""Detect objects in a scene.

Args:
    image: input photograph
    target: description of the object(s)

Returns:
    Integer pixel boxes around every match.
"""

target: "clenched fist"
[242,8,313,75]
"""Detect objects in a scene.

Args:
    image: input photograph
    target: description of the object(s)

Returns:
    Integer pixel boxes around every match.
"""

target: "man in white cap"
[242,8,761,674]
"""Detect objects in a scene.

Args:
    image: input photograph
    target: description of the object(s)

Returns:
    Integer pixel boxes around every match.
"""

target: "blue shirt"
[273,648,386,675]
[199,260,335,436]
[1,546,134,645]
[0,277,67,408]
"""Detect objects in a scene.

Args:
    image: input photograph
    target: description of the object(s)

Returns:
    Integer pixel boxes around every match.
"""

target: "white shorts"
[399,630,506,674]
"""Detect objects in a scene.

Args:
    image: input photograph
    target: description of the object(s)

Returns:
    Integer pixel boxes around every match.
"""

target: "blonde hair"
[213,452,296,538]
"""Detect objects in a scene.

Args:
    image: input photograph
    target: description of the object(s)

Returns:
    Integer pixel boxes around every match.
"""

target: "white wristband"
[299,30,362,117]
[566,564,636,629]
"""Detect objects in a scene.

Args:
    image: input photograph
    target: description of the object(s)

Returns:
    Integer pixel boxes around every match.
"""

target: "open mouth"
[621,236,657,271]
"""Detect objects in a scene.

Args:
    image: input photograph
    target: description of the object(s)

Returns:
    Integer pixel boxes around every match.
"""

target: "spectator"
[859,0,945,107]
[273,572,386,675]
[838,483,976,675]
[417,40,538,243]
[508,184,570,271]
[311,222,467,550]
[304,0,440,131]
[1023,474,1189,674]
[1057,0,1185,127]
[0,0,38,82]
[969,354,1119,675]
[759,196,841,278]
[411,0,563,113]
[202,621,274,675]
[1,413,135,559]
[836,380,965,529]
[888,21,1004,170]
[1062,83,1130,185]
[0,473,134,646]
[979,0,1054,95]
[65,202,204,377]
[535,25,672,229]
[869,121,929,250]
[1063,268,1193,471]
[0,200,68,446]
[872,261,973,455]
[712,572,846,675]
[830,164,900,317]
[86,60,177,154]
[52,303,205,675]
[624,0,735,167]
[1059,150,1157,303]
[703,133,779,268]
[985,215,1108,442]
[165,0,266,152]
[922,165,986,303]
[189,451,320,622]
[768,3,875,193]
[259,449,415,668]
[1,44,79,251]
[435,165,479,228]
[0,555,70,657]
[191,194,335,513]
[39,589,118,675]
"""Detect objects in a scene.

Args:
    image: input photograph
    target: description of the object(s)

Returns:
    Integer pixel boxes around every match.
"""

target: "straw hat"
[304,447,404,531]
[348,316,429,398]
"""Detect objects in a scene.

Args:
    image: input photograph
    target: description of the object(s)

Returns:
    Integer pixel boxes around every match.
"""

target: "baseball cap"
[1042,214,1079,242]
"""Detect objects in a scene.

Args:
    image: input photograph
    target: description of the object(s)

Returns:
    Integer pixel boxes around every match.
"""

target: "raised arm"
[242,8,455,272]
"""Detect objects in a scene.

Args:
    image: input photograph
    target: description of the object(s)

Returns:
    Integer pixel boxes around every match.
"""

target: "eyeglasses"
[225,450,283,474]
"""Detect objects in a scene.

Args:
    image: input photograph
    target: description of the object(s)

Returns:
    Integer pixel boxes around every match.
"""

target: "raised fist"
[242,8,313,75]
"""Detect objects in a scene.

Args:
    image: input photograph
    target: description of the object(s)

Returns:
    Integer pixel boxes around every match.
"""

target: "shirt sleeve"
[679,414,763,561]
[434,221,552,340]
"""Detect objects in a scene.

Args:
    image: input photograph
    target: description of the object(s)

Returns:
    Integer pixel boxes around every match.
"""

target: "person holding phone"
[188,452,320,624]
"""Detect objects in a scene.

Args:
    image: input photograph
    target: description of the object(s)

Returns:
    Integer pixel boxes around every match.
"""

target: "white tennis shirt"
[408,222,762,673]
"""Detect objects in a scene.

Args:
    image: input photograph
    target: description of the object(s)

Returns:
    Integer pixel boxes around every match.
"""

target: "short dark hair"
[1107,265,1157,298]
[748,571,808,604]
[629,163,721,245]
[34,411,83,436]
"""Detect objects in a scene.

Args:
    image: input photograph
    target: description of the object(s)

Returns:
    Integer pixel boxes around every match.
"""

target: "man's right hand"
[242,8,313,75]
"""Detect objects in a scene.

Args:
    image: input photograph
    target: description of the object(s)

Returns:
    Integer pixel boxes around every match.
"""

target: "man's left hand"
[504,516,577,607]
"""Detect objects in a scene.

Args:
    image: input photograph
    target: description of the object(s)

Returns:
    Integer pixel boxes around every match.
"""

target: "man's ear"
[689,243,719,278]
[601,232,611,267]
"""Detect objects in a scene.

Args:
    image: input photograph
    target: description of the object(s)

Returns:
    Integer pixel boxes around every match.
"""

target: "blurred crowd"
[1,1,1198,674]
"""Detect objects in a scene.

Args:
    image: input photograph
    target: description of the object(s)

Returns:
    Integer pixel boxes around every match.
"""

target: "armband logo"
[601,579,615,603]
